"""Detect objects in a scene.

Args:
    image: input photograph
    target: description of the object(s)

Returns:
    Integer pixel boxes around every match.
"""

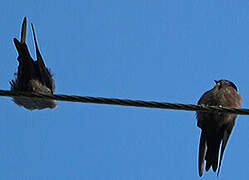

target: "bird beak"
[214,80,218,84]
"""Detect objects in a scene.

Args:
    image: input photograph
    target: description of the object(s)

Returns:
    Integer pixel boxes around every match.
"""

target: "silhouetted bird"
[196,80,241,176]
[10,17,56,110]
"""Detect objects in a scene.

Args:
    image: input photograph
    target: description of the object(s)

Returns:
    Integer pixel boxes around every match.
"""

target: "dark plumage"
[10,17,56,110]
[196,80,242,176]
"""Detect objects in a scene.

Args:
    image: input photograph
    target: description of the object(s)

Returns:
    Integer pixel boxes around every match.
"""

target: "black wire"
[0,90,248,115]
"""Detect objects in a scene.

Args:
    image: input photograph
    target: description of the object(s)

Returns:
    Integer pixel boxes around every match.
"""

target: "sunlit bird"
[10,17,56,110]
[196,80,241,176]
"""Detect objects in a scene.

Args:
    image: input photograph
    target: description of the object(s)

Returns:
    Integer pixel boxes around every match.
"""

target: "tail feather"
[212,139,221,172]
[31,23,55,93]
[21,17,27,43]
[12,17,35,91]
[199,126,232,176]
[31,23,44,64]
[217,130,231,176]
[198,131,207,177]
[205,157,212,172]
[13,17,32,61]
[212,151,218,172]
[204,131,222,173]
[205,136,214,172]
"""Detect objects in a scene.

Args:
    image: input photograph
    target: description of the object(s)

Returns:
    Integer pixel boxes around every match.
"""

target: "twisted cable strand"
[0,90,248,115]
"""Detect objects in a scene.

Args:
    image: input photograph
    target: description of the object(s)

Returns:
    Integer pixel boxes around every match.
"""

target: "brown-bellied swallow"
[196,80,241,176]
[10,17,56,110]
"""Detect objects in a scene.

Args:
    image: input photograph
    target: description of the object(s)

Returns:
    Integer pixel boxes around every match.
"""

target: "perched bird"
[196,80,242,176]
[10,17,56,110]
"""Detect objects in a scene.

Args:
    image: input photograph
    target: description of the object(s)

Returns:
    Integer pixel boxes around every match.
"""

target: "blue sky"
[0,0,249,179]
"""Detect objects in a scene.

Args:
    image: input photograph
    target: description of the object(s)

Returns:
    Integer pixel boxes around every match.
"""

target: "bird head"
[214,80,238,91]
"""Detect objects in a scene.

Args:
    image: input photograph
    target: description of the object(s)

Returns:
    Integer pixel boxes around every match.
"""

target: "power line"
[0,89,248,115]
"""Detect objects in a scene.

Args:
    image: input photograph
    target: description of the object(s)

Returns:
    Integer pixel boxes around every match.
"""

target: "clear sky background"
[0,0,249,179]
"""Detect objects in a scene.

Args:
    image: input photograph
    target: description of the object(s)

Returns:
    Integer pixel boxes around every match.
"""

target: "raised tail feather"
[21,17,27,43]
[31,23,54,92]
[13,17,32,60]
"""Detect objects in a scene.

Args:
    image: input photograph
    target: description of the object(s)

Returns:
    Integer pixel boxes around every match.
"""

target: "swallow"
[10,17,56,110]
[196,80,242,176]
